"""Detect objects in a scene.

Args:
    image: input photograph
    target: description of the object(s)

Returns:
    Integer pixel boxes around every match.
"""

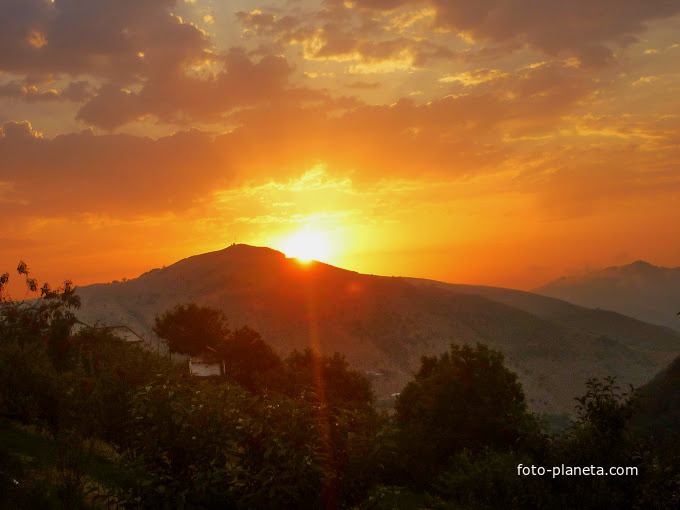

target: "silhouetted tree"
[220,325,283,391]
[153,303,229,356]
[0,262,81,432]
[284,348,374,410]
[395,343,538,483]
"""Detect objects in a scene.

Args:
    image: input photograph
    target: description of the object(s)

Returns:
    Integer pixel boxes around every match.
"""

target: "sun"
[281,229,330,262]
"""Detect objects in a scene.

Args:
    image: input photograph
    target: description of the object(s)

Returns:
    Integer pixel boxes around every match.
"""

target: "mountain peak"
[180,243,286,265]
[220,243,283,255]
[534,259,680,330]
[628,260,656,269]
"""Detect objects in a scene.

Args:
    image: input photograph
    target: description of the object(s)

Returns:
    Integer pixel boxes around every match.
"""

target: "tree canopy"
[153,303,229,356]
[395,343,538,481]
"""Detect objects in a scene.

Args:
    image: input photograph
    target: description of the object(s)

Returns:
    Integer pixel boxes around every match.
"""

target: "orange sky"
[1,0,680,293]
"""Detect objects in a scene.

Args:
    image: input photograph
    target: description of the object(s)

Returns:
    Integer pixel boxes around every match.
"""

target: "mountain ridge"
[74,245,680,414]
[533,260,680,331]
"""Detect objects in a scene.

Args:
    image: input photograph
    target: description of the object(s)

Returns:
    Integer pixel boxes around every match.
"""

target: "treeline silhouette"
[1,263,680,509]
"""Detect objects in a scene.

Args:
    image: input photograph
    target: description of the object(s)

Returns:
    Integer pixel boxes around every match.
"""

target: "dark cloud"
[0,1,323,127]
[309,29,458,65]
[2,0,677,135]
[74,50,309,130]
[61,80,95,102]
[0,80,95,103]
[75,85,146,130]
[0,82,60,102]
[236,7,458,67]
[350,0,680,65]
[0,120,43,140]
[235,10,284,33]
[0,0,208,82]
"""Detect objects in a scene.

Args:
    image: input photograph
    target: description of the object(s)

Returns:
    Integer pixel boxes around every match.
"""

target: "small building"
[189,352,225,377]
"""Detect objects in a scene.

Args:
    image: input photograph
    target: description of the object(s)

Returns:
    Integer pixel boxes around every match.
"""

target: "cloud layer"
[351,0,680,65]
[1,0,679,289]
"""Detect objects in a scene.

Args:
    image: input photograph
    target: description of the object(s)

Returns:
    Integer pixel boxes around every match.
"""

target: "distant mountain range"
[534,260,680,332]
[74,245,680,415]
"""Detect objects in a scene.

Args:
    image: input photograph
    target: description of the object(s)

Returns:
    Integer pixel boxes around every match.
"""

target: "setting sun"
[280,229,330,262]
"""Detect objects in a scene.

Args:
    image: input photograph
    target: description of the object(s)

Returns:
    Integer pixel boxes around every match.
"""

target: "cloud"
[0,61,579,218]
[0,82,60,102]
[633,75,659,86]
[75,50,305,129]
[236,6,458,69]
[0,120,43,140]
[213,60,596,181]
[60,81,96,102]
[16,59,600,201]
[439,68,508,85]
[351,0,680,66]
[75,85,147,130]
[0,56,669,222]
[0,0,209,82]
[0,0,309,128]
[235,9,281,34]
[0,121,230,217]
[0,80,95,103]
[2,0,678,138]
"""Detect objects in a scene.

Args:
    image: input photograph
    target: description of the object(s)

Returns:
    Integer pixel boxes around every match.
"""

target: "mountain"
[74,245,680,414]
[534,260,680,331]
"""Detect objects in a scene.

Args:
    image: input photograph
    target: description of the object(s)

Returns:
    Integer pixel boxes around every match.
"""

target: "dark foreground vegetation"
[2,263,680,509]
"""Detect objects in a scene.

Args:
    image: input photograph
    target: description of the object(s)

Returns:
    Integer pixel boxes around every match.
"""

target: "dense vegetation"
[632,355,680,447]
[2,262,680,509]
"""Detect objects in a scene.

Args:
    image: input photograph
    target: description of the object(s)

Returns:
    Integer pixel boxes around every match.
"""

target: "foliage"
[539,377,680,509]
[394,343,539,484]
[0,262,82,432]
[362,486,451,510]
[126,378,326,508]
[424,377,680,509]
[632,355,680,447]
[153,303,230,355]
[434,449,547,509]
[1,261,80,370]
[283,348,374,411]
[0,421,149,510]
[4,261,680,508]
[221,325,284,392]
[1,265,387,508]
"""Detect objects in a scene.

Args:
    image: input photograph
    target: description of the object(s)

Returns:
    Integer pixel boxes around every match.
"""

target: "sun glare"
[281,229,330,262]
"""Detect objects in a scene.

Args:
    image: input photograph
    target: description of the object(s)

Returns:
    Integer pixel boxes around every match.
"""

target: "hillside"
[633,354,680,444]
[406,279,680,366]
[533,260,680,331]
[75,245,680,414]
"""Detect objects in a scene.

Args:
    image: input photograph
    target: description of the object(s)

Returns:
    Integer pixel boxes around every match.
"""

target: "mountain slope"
[406,279,680,367]
[533,260,680,331]
[633,355,680,444]
[75,245,680,414]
